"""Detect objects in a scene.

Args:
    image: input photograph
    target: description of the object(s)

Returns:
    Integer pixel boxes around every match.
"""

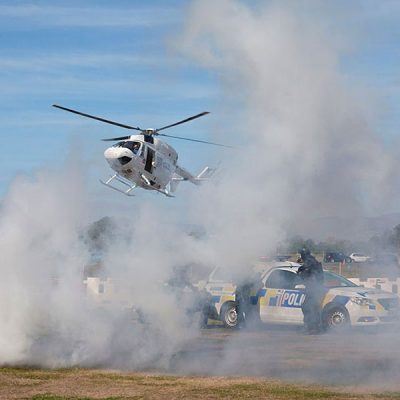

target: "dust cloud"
[0,0,400,391]
[177,0,400,257]
[0,159,202,369]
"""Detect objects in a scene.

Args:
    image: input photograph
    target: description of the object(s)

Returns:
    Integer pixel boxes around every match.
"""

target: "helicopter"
[53,104,228,197]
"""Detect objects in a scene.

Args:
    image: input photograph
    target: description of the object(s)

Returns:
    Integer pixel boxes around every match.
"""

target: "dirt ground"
[170,326,400,390]
[4,326,400,399]
[2,367,400,400]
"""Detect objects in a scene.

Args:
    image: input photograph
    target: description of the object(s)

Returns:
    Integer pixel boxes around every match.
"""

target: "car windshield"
[323,271,357,288]
[209,267,233,282]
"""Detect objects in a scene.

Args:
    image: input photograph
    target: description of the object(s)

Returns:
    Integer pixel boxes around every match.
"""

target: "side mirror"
[295,284,305,290]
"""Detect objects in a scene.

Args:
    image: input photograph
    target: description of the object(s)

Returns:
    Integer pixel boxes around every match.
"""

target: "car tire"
[323,307,350,331]
[221,302,240,329]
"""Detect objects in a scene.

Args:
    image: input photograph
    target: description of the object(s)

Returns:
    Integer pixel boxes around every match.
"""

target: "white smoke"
[0,155,89,365]
[0,0,400,389]
[0,156,202,368]
[175,0,400,264]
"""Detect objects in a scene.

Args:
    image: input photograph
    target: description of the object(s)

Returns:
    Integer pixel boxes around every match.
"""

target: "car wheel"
[323,307,350,330]
[221,302,240,329]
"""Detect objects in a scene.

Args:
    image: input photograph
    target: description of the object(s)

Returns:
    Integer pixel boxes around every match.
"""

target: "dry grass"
[1,367,400,400]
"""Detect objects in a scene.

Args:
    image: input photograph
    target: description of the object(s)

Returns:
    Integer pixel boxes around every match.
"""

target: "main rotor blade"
[101,136,131,142]
[52,104,142,130]
[156,133,232,148]
[156,111,210,132]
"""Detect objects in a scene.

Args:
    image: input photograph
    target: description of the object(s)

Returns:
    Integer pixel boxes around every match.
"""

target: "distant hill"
[296,213,400,241]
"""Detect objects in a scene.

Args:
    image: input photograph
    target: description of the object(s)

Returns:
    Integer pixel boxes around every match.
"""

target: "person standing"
[297,248,325,334]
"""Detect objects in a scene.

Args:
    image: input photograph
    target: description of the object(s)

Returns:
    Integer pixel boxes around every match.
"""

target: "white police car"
[205,263,399,329]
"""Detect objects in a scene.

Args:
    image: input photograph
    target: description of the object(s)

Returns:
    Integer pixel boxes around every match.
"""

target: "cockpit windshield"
[113,141,141,154]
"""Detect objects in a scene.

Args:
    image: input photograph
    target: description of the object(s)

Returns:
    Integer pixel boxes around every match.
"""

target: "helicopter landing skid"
[139,174,174,198]
[99,174,136,196]
[156,187,174,198]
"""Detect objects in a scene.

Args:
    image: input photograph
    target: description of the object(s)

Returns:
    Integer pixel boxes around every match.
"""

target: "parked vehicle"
[324,252,352,263]
[349,253,371,263]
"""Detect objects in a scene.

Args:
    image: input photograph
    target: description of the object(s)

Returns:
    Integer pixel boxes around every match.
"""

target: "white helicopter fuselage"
[102,134,214,197]
[104,134,177,192]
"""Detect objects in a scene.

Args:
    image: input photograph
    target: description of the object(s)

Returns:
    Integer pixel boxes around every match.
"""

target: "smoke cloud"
[177,0,400,257]
[0,0,400,391]
[0,157,203,368]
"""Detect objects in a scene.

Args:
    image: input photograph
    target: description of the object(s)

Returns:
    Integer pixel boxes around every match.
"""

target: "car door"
[204,268,236,315]
[259,269,305,324]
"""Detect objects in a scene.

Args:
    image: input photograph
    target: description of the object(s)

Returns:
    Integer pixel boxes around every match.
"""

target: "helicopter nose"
[104,147,133,166]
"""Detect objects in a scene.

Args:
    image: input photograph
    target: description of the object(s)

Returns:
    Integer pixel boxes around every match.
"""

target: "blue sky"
[0,1,218,201]
[0,1,399,214]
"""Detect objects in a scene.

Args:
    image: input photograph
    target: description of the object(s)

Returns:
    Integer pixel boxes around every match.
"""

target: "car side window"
[265,270,300,290]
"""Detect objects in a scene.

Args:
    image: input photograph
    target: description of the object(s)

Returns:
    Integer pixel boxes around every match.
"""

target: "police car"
[204,263,399,329]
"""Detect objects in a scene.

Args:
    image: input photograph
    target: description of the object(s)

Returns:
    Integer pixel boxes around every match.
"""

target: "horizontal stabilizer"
[174,165,216,186]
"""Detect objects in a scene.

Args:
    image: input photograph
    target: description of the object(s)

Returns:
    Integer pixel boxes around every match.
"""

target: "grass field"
[2,367,400,400]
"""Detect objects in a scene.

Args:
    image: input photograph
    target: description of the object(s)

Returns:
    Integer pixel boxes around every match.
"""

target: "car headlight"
[350,296,374,307]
